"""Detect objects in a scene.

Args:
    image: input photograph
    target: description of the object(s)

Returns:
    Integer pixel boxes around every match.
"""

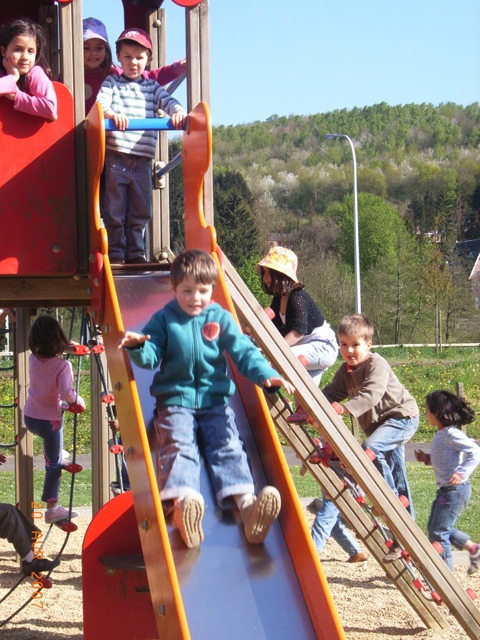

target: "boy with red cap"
[96,28,186,265]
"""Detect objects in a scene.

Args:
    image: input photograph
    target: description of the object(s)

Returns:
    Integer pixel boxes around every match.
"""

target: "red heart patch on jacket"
[202,322,220,341]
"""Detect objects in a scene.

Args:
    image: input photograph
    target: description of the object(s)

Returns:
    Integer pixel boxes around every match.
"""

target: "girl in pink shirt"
[24,315,85,524]
[0,17,57,120]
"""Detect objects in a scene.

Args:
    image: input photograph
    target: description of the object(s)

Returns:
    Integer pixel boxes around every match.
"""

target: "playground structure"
[1,1,480,639]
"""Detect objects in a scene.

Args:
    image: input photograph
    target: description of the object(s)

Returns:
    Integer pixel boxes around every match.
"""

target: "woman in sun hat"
[257,246,338,422]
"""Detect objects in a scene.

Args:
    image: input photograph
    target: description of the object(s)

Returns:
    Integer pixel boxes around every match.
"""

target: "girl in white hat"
[257,246,338,422]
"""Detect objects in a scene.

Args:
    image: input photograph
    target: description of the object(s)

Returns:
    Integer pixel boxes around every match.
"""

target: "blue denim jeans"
[103,150,152,262]
[24,415,63,503]
[428,482,471,570]
[311,494,360,557]
[362,416,418,520]
[153,404,255,507]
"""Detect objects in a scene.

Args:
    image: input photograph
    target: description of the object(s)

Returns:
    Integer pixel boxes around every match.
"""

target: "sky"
[81,0,480,127]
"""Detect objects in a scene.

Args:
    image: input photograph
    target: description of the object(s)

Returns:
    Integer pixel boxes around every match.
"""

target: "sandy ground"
[0,507,479,640]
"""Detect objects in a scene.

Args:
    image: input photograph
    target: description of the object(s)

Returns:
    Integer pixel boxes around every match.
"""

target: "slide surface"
[114,270,335,639]
[83,101,345,639]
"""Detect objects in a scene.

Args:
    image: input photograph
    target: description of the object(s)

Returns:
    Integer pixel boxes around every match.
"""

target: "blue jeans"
[103,150,152,262]
[428,482,471,571]
[311,494,360,557]
[362,416,418,519]
[24,415,63,503]
[153,404,255,507]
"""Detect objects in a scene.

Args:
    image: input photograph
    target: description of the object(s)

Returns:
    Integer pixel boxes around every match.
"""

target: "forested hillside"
[169,102,480,344]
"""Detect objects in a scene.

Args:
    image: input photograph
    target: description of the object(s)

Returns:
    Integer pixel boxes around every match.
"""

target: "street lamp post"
[324,133,361,314]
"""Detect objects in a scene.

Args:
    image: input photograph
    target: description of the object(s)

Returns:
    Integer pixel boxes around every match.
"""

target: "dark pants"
[0,503,40,558]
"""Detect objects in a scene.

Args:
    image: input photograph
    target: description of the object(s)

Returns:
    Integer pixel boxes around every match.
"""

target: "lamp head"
[324,134,341,140]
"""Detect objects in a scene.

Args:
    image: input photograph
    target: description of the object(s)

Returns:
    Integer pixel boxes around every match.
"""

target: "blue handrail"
[104,118,179,131]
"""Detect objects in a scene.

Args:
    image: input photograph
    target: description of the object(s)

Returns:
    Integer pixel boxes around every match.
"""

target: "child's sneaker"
[240,486,281,545]
[45,505,78,524]
[347,551,368,563]
[286,405,308,424]
[22,555,60,576]
[383,541,402,563]
[173,493,204,549]
[468,545,480,575]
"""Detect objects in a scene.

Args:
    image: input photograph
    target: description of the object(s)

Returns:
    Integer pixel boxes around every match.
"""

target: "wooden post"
[186,0,214,226]
[14,309,34,518]
[149,9,172,259]
[90,351,115,514]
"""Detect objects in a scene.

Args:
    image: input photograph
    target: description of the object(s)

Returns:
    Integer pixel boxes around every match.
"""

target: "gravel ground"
[0,506,478,639]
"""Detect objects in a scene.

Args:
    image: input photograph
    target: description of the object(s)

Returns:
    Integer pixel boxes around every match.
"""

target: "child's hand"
[170,110,187,130]
[331,401,347,416]
[0,453,6,465]
[118,331,150,349]
[448,472,464,486]
[264,377,295,395]
[2,55,19,81]
[414,449,429,464]
[1,56,18,100]
[112,113,129,130]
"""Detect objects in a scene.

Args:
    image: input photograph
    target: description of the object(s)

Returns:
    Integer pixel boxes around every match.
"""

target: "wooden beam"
[0,275,91,308]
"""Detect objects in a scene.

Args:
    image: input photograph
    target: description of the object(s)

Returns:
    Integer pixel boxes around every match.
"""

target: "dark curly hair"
[426,390,475,428]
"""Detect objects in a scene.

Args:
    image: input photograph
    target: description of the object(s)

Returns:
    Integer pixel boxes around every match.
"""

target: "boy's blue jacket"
[127,299,280,409]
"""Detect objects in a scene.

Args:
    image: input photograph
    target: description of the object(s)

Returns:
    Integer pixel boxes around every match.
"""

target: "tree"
[213,170,260,268]
[329,193,404,275]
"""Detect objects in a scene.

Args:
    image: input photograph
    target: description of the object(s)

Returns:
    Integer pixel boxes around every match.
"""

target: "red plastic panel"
[82,493,158,639]
[0,82,77,275]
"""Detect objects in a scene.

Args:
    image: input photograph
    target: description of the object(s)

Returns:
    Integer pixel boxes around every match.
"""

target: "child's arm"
[57,360,86,408]
[1,65,57,120]
[0,453,6,465]
[263,377,295,396]
[414,449,431,465]
[154,84,186,129]
[146,58,186,85]
[105,111,129,130]
[118,331,151,349]
[331,401,349,416]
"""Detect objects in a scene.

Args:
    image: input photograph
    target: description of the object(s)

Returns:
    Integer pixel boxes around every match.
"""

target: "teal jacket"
[127,299,280,409]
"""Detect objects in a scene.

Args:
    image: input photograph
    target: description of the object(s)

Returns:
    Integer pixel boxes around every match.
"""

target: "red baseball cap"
[116,28,152,52]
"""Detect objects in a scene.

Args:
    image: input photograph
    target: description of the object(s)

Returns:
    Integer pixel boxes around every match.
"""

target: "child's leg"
[124,157,152,263]
[362,416,418,499]
[102,151,130,262]
[291,336,338,386]
[428,483,471,571]
[24,416,63,504]
[389,446,415,519]
[312,494,362,559]
[154,407,204,548]
[198,405,255,506]
[198,404,280,544]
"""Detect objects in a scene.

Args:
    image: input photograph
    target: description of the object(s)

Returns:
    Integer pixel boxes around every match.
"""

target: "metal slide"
[83,102,346,639]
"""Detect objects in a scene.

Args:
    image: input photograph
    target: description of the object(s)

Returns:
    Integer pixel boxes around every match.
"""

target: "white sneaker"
[240,486,281,545]
[45,505,78,524]
[173,493,204,548]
